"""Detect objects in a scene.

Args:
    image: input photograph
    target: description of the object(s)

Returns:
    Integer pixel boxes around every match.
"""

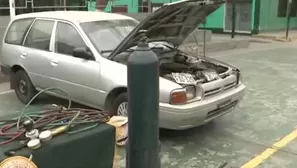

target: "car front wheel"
[14,70,37,104]
[110,92,128,117]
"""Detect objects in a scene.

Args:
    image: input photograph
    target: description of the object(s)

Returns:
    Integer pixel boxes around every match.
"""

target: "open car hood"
[108,0,224,59]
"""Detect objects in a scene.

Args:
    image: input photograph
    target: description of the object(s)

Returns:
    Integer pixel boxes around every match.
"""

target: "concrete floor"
[1,41,297,167]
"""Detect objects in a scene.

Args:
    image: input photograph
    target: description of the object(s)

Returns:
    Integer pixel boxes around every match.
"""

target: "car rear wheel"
[110,92,128,117]
[14,70,37,104]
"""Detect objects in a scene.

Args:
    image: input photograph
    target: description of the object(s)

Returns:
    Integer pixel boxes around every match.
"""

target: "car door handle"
[20,52,27,58]
[50,60,59,66]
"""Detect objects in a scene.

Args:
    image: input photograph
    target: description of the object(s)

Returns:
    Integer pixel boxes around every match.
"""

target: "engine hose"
[16,87,72,130]
[0,87,110,146]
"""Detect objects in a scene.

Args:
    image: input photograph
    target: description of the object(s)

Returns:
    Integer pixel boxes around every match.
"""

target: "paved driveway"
[1,41,297,167]
[0,16,9,81]
[0,16,9,43]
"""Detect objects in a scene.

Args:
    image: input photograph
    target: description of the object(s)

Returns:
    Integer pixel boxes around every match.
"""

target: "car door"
[49,20,102,107]
[21,18,56,89]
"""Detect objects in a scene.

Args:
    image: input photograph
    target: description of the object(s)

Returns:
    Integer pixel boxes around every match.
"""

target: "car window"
[80,19,138,54]
[4,18,34,45]
[24,19,55,51]
[55,22,87,56]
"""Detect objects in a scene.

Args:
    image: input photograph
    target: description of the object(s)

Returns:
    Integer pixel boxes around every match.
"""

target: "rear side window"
[4,18,34,45]
[24,20,55,51]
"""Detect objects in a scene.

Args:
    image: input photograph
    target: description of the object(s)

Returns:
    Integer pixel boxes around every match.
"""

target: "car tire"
[14,70,37,104]
[110,92,128,117]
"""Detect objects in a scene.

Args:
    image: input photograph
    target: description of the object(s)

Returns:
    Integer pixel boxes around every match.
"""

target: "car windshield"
[80,19,138,54]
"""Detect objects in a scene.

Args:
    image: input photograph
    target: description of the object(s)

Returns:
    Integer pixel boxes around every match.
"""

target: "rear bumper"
[159,82,246,130]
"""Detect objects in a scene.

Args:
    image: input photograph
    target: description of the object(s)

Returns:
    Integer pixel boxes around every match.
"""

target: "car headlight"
[185,85,196,100]
[170,85,198,105]
[195,85,204,101]
[170,88,187,105]
[231,69,242,85]
[235,71,241,84]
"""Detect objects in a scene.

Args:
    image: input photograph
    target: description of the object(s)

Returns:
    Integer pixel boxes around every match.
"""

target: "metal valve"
[23,119,39,139]
[23,119,34,133]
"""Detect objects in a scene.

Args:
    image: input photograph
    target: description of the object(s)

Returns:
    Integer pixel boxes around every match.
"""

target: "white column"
[9,0,16,42]
[9,0,16,20]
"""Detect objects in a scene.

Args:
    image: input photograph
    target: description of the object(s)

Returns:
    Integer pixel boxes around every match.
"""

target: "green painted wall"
[251,0,255,31]
[150,0,226,29]
[89,0,226,30]
[88,0,297,34]
[251,0,260,34]
[88,1,97,11]
[259,0,297,31]
[87,0,132,12]
[199,5,225,29]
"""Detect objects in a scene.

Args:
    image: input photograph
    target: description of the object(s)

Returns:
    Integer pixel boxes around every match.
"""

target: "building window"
[278,0,297,17]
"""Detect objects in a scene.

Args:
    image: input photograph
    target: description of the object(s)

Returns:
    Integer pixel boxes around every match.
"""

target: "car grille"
[204,81,237,98]
[206,100,238,120]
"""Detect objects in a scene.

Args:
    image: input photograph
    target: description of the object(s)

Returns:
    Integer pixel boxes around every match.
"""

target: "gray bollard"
[126,30,160,168]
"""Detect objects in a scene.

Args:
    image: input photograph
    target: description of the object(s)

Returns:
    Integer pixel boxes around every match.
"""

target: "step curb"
[252,34,297,42]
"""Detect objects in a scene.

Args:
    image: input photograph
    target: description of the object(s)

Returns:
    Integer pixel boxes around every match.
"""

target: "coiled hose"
[0,87,110,146]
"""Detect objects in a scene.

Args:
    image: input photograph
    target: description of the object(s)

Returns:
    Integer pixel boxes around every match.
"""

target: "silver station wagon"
[0,0,245,130]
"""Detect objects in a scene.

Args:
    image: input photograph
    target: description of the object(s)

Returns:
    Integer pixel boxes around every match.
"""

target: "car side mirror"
[73,47,93,60]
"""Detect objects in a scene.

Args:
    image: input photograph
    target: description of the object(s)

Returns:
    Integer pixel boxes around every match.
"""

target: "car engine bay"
[113,46,234,86]
[157,49,231,85]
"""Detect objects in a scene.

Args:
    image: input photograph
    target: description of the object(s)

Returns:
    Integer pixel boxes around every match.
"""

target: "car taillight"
[170,89,187,105]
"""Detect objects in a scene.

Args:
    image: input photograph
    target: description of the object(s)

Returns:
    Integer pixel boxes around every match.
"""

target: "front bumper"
[159,83,246,130]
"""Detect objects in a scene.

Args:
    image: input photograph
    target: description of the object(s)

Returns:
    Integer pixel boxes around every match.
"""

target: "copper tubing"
[0,108,110,146]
